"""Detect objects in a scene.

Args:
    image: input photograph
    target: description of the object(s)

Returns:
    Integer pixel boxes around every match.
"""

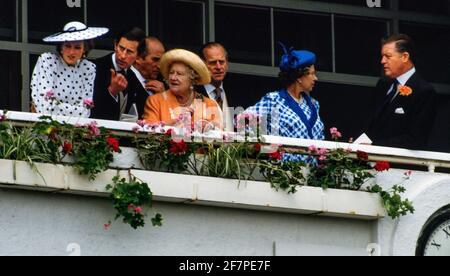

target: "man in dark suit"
[130,37,166,118]
[367,34,436,150]
[196,42,234,131]
[90,27,146,121]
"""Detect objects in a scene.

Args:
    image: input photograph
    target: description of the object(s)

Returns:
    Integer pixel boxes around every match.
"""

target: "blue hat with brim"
[279,44,316,72]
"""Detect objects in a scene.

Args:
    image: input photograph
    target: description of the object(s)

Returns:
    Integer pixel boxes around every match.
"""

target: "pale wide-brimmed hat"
[160,49,211,85]
[43,21,109,43]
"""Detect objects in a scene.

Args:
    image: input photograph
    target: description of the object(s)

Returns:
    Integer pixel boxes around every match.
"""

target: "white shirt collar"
[131,66,154,96]
[204,83,225,99]
[396,67,416,86]
[131,66,146,84]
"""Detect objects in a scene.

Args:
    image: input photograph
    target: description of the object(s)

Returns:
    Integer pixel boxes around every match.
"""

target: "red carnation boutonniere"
[398,85,413,97]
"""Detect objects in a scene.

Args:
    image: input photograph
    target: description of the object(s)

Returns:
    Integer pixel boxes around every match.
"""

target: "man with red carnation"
[366,34,436,150]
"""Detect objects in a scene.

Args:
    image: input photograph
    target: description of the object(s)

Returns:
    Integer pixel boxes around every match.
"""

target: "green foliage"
[33,117,119,180]
[202,142,257,180]
[0,122,54,165]
[369,184,415,219]
[106,176,162,229]
[308,148,374,190]
[259,160,306,194]
[136,131,194,173]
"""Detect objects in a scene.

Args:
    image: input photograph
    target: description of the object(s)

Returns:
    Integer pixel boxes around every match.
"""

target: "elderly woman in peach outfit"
[143,49,223,131]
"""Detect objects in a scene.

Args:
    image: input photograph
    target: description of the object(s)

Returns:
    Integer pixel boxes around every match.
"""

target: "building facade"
[1,0,450,150]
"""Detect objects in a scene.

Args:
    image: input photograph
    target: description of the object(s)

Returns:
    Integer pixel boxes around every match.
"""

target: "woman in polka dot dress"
[31,21,108,117]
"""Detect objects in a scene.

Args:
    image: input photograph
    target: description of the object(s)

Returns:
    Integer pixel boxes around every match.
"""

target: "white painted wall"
[0,188,375,256]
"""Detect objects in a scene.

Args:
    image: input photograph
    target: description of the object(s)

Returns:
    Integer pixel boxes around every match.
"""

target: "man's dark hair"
[115,27,146,56]
[382,34,416,64]
[57,40,94,58]
[199,42,228,60]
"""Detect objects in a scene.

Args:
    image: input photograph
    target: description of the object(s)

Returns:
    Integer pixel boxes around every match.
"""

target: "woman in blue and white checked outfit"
[244,45,324,162]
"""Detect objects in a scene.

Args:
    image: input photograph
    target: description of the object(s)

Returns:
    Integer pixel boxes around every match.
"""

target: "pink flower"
[404,170,412,179]
[83,98,94,109]
[147,123,159,131]
[134,207,143,214]
[330,127,342,140]
[0,113,5,121]
[88,121,100,137]
[317,148,329,156]
[318,155,327,162]
[132,126,141,133]
[104,222,111,231]
[44,90,55,101]
[136,120,146,127]
[128,204,136,211]
[308,145,318,153]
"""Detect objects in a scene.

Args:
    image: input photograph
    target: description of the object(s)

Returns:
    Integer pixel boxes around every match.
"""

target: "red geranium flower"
[374,161,390,172]
[357,150,369,161]
[254,143,262,153]
[166,129,174,137]
[107,137,120,152]
[169,140,188,156]
[269,151,283,161]
[63,141,73,154]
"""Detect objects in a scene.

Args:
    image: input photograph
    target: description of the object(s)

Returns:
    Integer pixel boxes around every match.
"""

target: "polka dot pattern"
[43,28,109,42]
[31,52,96,117]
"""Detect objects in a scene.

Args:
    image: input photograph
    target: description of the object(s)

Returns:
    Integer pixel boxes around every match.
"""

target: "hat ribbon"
[46,26,89,39]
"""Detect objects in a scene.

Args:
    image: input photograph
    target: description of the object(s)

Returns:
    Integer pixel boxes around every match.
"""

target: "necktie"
[117,70,129,116]
[119,92,128,116]
[378,79,399,113]
[214,87,223,110]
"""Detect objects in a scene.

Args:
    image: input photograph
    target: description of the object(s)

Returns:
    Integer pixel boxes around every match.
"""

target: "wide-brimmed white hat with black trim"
[43,21,109,43]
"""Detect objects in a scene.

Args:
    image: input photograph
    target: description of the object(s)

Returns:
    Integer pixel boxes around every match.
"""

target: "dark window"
[225,73,279,109]
[29,54,40,111]
[315,0,390,9]
[149,0,204,52]
[400,22,450,84]
[87,0,146,50]
[428,94,450,153]
[313,82,377,141]
[274,10,332,72]
[216,3,271,66]
[399,0,450,15]
[0,51,21,111]
[28,0,84,43]
[0,0,15,41]
[335,16,387,76]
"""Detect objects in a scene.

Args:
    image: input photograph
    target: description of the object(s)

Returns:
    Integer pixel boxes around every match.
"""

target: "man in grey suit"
[197,42,234,131]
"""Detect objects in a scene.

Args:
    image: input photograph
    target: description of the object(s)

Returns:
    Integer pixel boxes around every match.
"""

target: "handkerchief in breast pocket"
[395,107,405,115]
